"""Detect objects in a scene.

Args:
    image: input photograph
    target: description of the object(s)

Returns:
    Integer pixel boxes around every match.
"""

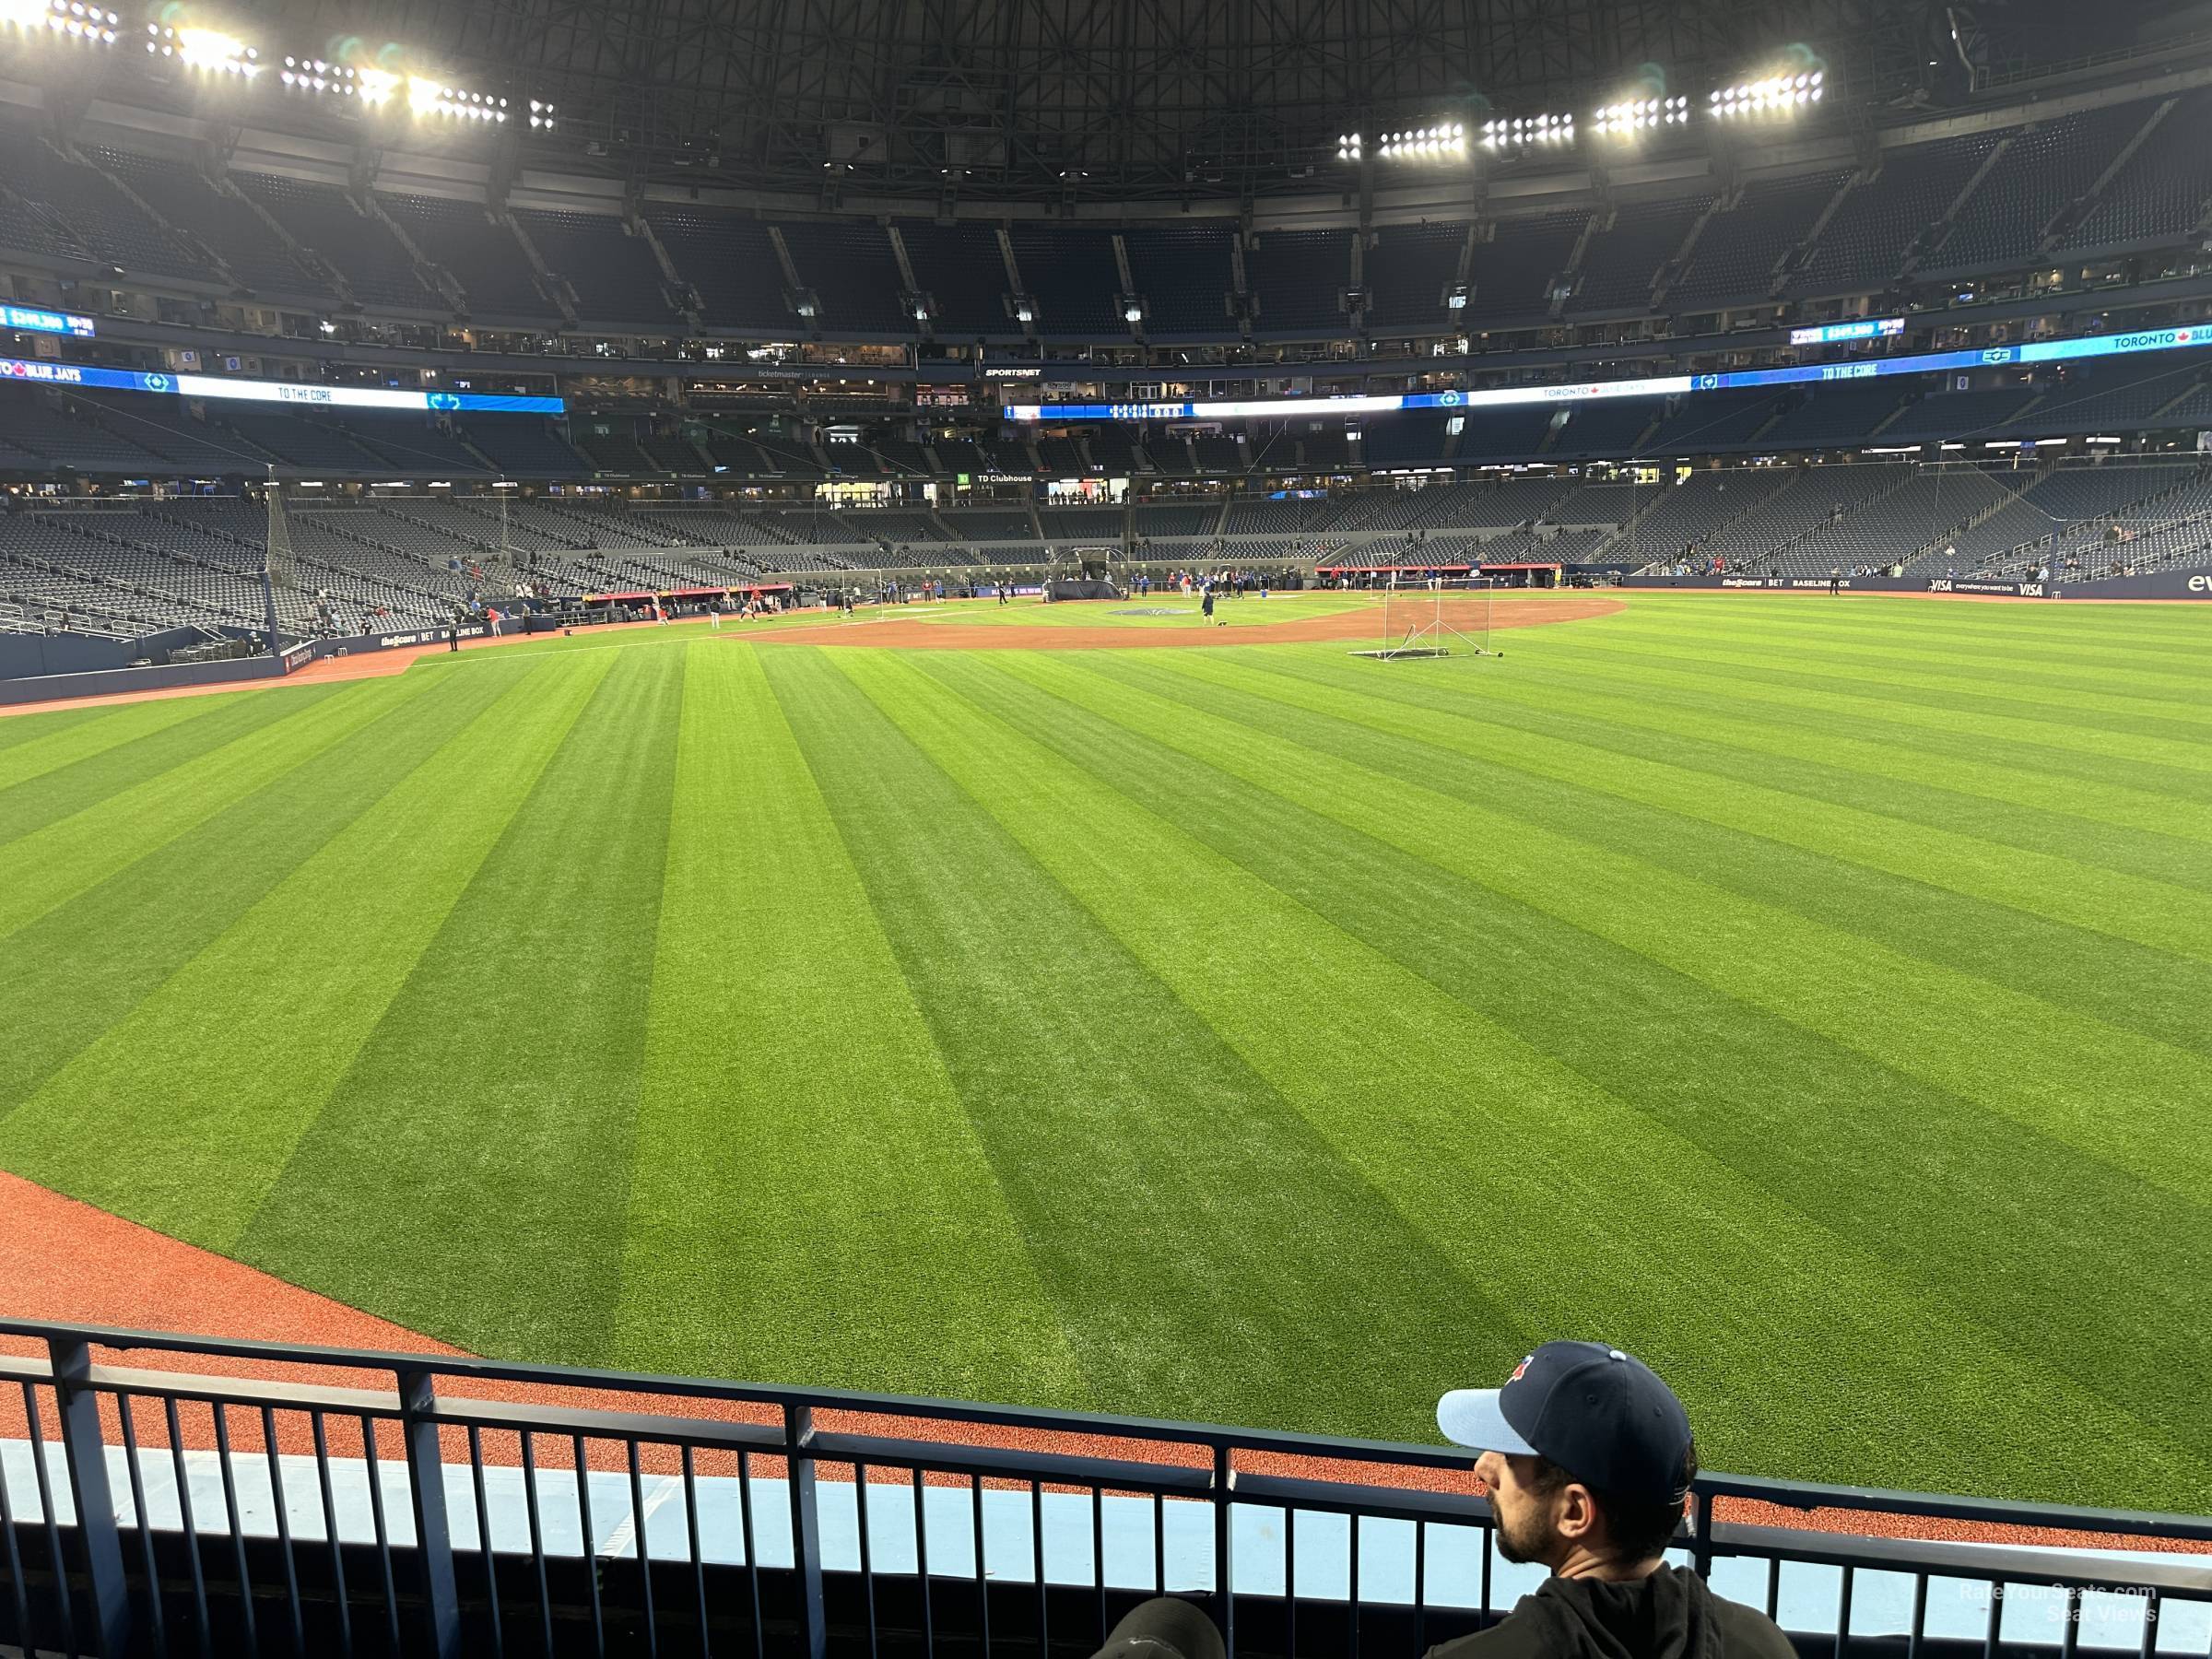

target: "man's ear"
[1555,1481,1606,1546]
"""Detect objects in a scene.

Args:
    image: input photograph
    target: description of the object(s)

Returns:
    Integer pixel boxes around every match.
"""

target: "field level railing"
[0,1319,2206,1659]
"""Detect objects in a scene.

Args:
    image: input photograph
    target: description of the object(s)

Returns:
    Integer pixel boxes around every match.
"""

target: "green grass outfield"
[2,592,2207,1512]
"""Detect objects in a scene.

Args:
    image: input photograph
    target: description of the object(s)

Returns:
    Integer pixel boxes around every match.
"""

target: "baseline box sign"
[1714,575,1921,591]
[372,624,488,650]
[0,355,562,415]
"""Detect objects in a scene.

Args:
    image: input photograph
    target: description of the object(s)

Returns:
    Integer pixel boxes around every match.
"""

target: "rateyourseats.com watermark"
[1975,1583,2159,1625]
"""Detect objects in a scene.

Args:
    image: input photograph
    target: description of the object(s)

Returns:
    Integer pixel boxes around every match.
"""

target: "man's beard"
[1493,1500,1559,1566]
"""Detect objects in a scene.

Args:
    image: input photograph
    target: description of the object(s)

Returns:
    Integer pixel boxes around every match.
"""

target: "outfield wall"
[0,652,288,706]
[1621,572,2212,599]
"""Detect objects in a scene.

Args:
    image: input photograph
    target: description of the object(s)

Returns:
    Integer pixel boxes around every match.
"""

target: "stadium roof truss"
[282,0,1938,200]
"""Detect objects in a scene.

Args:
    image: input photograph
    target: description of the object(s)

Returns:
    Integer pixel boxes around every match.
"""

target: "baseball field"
[1,591,2206,1513]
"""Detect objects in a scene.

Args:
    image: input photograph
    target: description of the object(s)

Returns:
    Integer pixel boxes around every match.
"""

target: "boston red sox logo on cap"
[1439,1339,1695,1505]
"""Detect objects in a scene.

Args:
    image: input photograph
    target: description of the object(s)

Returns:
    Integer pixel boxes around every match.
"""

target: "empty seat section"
[1880,386,2039,441]
[1457,211,1583,325]
[456,419,586,477]
[1759,383,1909,447]
[514,208,674,328]
[1547,400,1658,458]
[96,147,321,297]
[1926,101,2154,275]
[237,172,438,309]
[1359,415,1453,466]
[779,221,908,332]
[1245,229,1348,335]
[1451,406,1556,462]
[346,418,493,474]
[2064,88,2212,254]
[1364,222,1467,333]
[1643,392,1786,453]
[898,223,1015,337]
[1787,133,1997,298]
[219,410,385,472]
[2018,361,2200,434]
[66,393,268,473]
[1668,170,1851,311]
[1121,226,1235,335]
[11,141,217,282]
[0,120,99,261]
[1569,194,1708,314]
[1189,435,1246,476]
[647,210,794,332]
[1008,226,1124,335]
[381,194,552,320]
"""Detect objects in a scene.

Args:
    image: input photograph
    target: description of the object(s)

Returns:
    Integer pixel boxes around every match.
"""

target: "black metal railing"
[1,1319,2206,1659]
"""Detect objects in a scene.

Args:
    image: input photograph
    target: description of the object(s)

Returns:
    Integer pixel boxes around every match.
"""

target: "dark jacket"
[1428,1565,1795,1659]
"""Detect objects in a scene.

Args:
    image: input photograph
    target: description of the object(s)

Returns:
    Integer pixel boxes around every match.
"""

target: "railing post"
[1213,1443,1235,1654]
[396,1368,464,1659]
[1689,1484,1714,1581]
[784,1403,828,1659]
[46,1338,132,1658]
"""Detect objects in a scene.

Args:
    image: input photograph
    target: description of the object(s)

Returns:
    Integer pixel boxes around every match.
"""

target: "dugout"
[1477,561,1563,589]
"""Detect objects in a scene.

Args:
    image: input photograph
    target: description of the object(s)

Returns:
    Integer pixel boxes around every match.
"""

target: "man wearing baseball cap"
[1429,1341,1794,1659]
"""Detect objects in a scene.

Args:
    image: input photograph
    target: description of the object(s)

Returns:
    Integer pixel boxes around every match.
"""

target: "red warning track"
[751,594,1624,651]
[0,1172,2198,1551]
[0,597,1623,717]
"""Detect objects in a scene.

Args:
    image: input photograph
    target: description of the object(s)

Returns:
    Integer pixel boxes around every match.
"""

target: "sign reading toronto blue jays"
[0,355,562,414]
[1006,325,2212,423]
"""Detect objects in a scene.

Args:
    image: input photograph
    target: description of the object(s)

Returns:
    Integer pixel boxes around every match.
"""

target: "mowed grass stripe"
[1499,627,2212,806]
[1076,649,2212,1205]
[1456,644,2212,846]
[236,648,684,1363]
[766,645,1518,1430]
[0,702,118,751]
[0,696,228,793]
[927,649,2207,1500]
[1593,593,2212,665]
[0,674,445,940]
[1549,628,2212,758]
[1628,601,2212,677]
[610,643,1083,1399]
[1229,656,2212,1060]
[1468,637,2212,831]
[0,683,351,845]
[1606,599,2212,683]
[1237,652,2212,956]
[0,663,523,1119]
[0,654,611,1249]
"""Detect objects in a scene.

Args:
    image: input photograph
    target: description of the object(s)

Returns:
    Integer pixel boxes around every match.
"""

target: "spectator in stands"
[1084,1596,1224,1659]
[1429,1342,1792,1659]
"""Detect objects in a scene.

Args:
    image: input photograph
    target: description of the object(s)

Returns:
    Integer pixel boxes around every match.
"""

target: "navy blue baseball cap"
[1437,1340,1694,1504]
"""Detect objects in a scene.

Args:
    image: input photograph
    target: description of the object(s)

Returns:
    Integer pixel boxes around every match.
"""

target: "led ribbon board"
[1789,316,1904,346]
[2,305,97,339]
[1006,326,2212,422]
[0,356,562,413]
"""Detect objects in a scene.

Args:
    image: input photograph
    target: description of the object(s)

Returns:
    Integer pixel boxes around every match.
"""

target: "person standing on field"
[1201,584,1216,625]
